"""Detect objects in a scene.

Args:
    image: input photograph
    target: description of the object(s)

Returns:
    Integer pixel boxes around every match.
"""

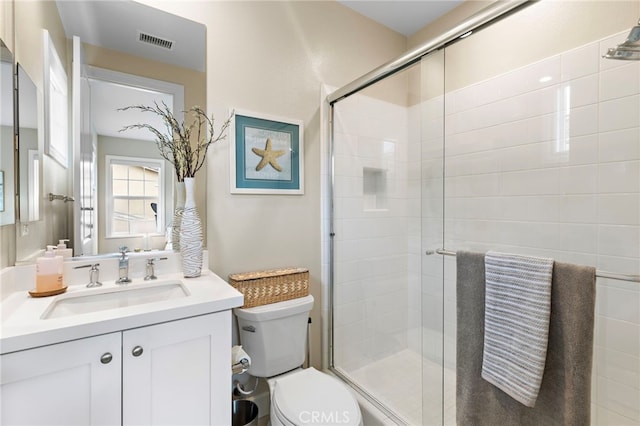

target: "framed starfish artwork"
[230,109,304,194]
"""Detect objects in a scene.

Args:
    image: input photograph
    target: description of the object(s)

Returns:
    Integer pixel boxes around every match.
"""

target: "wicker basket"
[228,267,309,308]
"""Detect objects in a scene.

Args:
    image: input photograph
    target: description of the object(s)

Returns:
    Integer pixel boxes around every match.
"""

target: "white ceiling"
[338,0,464,36]
[55,0,206,72]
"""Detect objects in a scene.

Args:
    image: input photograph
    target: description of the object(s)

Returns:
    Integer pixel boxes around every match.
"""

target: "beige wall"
[405,0,491,105]
[0,224,15,268]
[1,0,13,52]
[137,0,406,367]
[451,0,639,91]
[406,0,640,101]
[410,0,640,92]
[408,0,491,50]
[14,0,66,90]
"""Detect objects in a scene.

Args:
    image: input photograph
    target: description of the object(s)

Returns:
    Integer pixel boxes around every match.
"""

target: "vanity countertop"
[0,270,243,354]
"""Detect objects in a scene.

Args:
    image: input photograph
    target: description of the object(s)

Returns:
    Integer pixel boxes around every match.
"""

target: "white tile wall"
[332,92,416,372]
[441,31,640,425]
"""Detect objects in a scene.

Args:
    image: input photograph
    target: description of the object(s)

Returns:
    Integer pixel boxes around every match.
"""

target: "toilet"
[234,295,362,426]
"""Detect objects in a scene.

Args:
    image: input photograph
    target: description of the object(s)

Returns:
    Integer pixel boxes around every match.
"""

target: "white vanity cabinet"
[123,310,231,425]
[1,311,232,426]
[0,332,121,426]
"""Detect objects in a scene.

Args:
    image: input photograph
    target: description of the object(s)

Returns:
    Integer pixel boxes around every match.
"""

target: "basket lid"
[229,267,308,281]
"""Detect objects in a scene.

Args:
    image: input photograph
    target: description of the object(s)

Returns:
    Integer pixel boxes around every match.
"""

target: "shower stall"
[324,1,640,425]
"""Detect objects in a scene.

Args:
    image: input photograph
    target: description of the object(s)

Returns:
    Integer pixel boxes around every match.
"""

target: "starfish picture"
[252,138,286,172]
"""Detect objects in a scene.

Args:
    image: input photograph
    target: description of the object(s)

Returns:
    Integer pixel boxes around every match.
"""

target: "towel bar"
[426,248,640,284]
[48,193,75,202]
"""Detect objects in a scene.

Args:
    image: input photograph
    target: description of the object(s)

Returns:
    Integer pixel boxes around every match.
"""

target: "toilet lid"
[273,368,361,426]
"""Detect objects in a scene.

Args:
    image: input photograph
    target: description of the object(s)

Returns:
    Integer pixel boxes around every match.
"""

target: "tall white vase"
[171,181,185,252]
[180,177,203,278]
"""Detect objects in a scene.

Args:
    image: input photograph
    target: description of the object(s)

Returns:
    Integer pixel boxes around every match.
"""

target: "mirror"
[17,64,41,223]
[14,0,206,262]
[83,66,184,256]
[0,38,15,226]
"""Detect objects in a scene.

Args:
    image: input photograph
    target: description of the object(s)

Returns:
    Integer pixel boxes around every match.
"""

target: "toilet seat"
[271,368,361,426]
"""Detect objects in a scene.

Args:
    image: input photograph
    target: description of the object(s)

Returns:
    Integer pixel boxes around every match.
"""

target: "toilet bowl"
[268,368,361,426]
[234,295,362,426]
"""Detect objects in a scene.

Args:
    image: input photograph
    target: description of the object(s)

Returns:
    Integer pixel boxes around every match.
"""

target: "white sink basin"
[41,281,191,320]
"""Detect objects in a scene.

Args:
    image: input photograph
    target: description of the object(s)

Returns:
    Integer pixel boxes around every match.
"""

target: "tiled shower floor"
[346,349,456,426]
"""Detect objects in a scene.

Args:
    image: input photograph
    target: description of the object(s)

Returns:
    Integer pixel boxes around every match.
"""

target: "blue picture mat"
[235,114,300,190]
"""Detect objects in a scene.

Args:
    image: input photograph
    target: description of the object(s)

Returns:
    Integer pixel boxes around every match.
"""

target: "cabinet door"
[1,333,121,426]
[122,311,231,426]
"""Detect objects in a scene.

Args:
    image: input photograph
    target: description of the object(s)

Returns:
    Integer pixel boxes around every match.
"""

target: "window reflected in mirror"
[106,155,164,238]
[26,150,39,220]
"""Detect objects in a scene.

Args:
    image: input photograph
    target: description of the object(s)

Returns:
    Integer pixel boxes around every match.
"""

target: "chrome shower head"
[604,19,640,60]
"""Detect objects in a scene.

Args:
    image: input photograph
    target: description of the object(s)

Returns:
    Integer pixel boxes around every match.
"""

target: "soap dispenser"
[36,246,64,293]
[55,239,73,258]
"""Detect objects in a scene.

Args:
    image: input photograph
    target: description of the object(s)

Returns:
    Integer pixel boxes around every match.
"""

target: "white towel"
[482,251,554,407]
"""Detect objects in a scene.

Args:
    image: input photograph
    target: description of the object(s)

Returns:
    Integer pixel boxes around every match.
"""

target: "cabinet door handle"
[100,353,113,364]
[132,346,144,357]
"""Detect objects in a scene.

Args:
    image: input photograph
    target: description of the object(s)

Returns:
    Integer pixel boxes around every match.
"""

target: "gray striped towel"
[482,251,554,407]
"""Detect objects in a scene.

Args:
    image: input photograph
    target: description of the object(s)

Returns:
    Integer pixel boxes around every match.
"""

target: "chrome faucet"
[144,257,168,281]
[74,263,102,288]
[116,246,132,284]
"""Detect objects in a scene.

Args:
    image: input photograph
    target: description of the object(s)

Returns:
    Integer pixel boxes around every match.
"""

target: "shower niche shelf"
[363,167,388,211]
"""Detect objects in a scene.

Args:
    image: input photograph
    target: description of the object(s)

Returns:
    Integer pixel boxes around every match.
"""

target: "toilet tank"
[234,295,314,377]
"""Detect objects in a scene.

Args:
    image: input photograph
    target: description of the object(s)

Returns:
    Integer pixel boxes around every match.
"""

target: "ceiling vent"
[138,31,173,50]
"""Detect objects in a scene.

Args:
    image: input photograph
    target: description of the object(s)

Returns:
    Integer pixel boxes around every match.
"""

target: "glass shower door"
[419,50,447,426]
[330,50,446,425]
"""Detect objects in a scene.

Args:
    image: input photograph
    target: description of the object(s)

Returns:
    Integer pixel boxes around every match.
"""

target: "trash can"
[232,399,259,426]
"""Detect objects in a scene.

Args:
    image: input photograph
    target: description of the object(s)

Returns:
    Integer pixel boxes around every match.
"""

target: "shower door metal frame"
[326,1,534,423]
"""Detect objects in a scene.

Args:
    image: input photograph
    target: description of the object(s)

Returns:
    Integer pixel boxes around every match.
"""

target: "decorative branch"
[119,101,233,181]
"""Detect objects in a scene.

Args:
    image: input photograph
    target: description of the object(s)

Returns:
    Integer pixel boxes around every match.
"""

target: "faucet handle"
[118,246,129,255]
[144,257,168,281]
[74,263,102,288]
